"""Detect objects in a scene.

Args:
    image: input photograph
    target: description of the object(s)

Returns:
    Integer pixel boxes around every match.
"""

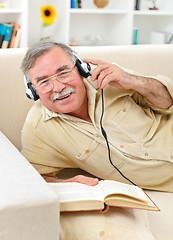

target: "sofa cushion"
[146,190,173,240]
[0,48,33,151]
[60,207,155,240]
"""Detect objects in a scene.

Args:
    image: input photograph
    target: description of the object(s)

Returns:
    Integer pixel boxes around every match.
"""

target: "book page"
[95,180,151,203]
[48,182,105,211]
[48,180,158,211]
[48,182,102,202]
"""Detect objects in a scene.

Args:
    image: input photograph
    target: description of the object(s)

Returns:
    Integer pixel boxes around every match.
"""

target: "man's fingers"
[83,58,108,66]
[69,175,99,186]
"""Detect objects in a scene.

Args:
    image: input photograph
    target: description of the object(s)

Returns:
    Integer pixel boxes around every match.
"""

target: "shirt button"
[123,108,127,112]
[86,149,90,154]
[170,156,173,160]
[120,145,124,148]
[144,153,148,156]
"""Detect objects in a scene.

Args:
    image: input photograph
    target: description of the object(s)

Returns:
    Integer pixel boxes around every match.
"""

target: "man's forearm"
[130,74,173,109]
[83,58,173,109]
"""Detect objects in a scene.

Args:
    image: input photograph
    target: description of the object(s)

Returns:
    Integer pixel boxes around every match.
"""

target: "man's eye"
[59,71,70,78]
[39,80,49,86]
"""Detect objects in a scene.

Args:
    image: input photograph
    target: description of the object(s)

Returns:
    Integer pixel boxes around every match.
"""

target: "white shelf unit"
[5,0,172,48]
[27,0,173,47]
[133,0,173,44]
[27,0,134,47]
[0,0,28,47]
[68,0,134,46]
[60,0,173,46]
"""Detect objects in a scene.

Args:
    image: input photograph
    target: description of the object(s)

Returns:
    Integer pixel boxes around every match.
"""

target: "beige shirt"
[21,76,173,192]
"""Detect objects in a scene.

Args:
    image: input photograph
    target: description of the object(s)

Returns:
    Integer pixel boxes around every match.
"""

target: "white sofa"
[0,44,173,240]
[0,132,59,240]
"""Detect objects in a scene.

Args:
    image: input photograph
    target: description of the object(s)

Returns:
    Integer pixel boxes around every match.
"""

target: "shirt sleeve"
[21,121,76,176]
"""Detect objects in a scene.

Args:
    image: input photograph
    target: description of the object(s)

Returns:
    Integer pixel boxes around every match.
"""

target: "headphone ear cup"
[27,82,39,101]
[24,76,39,101]
[75,59,91,78]
[73,52,91,78]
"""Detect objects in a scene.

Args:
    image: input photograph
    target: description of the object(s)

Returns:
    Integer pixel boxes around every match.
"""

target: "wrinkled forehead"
[28,48,75,82]
[29,46,74,69]
[32,47,73,69]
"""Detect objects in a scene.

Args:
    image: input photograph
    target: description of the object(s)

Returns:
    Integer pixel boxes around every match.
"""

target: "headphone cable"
[100,89,137,186]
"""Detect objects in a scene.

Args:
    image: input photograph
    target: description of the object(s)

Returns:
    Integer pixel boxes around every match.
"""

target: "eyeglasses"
[34,66,76,94]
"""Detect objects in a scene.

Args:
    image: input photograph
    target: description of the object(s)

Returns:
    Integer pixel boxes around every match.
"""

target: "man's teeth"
[51,88,75,102]
[57,93,71,100]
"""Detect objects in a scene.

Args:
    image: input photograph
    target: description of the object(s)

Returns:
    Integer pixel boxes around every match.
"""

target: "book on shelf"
[133,28,139,45]
[0,22,21,48]
[0,34,4,47]
[1,23,13,48]
[13,27,21,48]
[134,0,141,10]
[70,0,82,8]
[8,22,21,48]
[48,180,159,212]
[0,23,5,47]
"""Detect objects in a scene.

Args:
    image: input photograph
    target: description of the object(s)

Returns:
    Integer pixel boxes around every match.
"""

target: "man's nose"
[52,78,66,92]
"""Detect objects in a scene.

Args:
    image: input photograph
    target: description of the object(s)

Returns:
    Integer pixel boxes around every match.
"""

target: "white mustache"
[51,87,75,102]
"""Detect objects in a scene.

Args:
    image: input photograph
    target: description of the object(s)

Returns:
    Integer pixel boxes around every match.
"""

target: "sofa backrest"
[0,48,33,150]
[0,45,173,151]
[73,44,173,78]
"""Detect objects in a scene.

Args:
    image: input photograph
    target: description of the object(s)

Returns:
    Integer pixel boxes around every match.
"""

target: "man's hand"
[84,58,173,109]
[43,174,99,186]
[84,58,131,89]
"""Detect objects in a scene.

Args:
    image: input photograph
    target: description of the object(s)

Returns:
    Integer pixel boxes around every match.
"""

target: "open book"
[48,180,159,212]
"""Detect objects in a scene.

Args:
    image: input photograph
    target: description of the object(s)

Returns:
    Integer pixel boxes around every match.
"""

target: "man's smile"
[51,87,75,102]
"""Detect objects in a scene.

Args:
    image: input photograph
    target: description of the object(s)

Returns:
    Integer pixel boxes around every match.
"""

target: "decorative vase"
[93,0,109,8]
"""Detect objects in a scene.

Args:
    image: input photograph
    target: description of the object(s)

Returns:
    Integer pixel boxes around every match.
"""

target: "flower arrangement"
[40,4,57,40]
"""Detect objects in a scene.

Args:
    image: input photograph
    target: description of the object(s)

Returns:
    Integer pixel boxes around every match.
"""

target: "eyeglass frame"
[33,65,76,94]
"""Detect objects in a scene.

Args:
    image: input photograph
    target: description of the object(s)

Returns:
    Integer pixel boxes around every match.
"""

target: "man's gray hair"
[21,41,76,81]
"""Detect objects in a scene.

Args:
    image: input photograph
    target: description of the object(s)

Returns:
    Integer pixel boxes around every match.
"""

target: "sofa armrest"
[0,131,59,240]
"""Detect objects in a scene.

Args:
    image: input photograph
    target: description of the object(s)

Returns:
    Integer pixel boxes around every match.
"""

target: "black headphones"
[24,52,91,101]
